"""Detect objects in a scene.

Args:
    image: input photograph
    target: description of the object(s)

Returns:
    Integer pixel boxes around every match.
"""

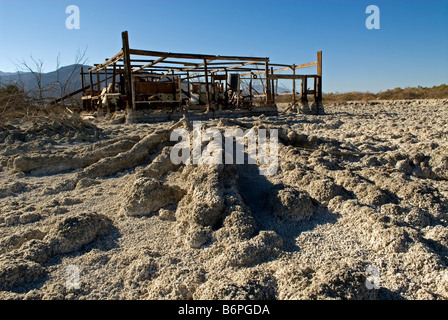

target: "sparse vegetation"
[322,84,448,103]
[275,84,448,103]
[0,84,30,118]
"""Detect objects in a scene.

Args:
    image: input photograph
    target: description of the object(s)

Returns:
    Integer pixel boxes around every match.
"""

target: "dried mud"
[0,99,447,300]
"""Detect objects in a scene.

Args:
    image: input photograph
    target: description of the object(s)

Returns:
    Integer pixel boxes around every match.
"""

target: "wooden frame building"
[62,31,322,117]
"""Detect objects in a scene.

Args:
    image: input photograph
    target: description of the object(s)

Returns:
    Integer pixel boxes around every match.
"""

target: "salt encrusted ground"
[0,99,447,300]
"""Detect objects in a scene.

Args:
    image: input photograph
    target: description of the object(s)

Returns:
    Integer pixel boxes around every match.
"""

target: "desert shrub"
[322,84,448,103]
[0,84,30,118]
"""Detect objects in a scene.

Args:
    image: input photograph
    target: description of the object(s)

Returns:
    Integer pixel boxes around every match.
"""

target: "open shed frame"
[78,31,322,116]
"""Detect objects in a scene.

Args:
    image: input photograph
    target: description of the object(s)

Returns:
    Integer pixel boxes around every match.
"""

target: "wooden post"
[316,51,323,106]
[204,59,210,111]
[292,65,296,105]
[236,75,240,108]
[178,76,182,109]
[301,77,308,106]
[96,71,101,95]
[265,58,271,105]
[89,71,93,97]
[81,67,85,90]
[112,63,116,93]
[172,70,176,101]
[224,70,229,109]
[317,51,322,78]
[187,71,191,100]
[105,67,108,90]
[122,31,134,110]
[249,73,253,105]
[187,71,190,98]
[271,67,275,103]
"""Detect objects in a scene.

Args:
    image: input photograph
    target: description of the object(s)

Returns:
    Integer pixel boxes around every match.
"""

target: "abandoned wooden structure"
[67,31,322,119]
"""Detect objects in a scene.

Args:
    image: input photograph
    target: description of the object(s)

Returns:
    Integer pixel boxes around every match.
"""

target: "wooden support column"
[316,51,323,106]
[204,59,210,111]
[89,71,93,95]
[236,75,240,108]
[178,76,182,109]
[249,73,253,105]
[172,70,176,101]
[122,31,134,110]
[187,71,191,98]
[96,71,100,95]
[265,59,271,105]
[301,77,308,106]
[292,65,296,105]
[271,67,275,103]
[112,63,116,93]
[224,70,229,109]
[81,67,85,90]
[105,67,108,91]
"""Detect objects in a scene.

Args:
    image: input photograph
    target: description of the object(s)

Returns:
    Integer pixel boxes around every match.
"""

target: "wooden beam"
[317,51,322,77]
[239,61,318,77]
[125,59,198,66]
[132,57,167,72]
[204,59,210,111]
[89,71,93,95]
[301,77,308,105]
[183,59,214,71]
[128,48,267,62]
[316,51,323,105]
[51,74,116,104]
[89,50,123,71]
[268,74,318,80]
[156,68,174,81]
[265,59,271,104]
[112,63,116,93]
[96,71,101,94]
[122,31,134,110]
[209,61,259,74]
[81,67,85,90]
[292,65,296,105]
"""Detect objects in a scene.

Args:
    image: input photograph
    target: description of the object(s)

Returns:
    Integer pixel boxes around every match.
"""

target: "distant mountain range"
[0,64,292,99]
[0,64,93,98]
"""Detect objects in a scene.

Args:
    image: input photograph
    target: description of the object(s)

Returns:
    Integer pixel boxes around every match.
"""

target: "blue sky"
[0,0,447,93]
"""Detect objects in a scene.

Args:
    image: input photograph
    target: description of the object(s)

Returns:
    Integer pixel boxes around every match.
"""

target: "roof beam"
[239,61,317,77]
[209,61,259,74]
[90,50,123,71]
[132,57,166,72]
[128,48,267,62]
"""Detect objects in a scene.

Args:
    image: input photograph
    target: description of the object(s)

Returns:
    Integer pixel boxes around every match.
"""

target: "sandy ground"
[0,99,447,300]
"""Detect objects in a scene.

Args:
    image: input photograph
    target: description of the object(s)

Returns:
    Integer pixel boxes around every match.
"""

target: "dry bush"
[323,84,448,103]
[0,84,33,119]
[275,84,448,104]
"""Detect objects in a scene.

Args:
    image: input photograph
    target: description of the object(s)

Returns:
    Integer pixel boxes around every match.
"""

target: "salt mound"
[45,212,113,255]
[213,231,283,268]
[194,269,277,300]
[0,257,45,291]
[120,177,185,217]
[266,186,315,222]
[307,179,345,206]
[175,165,225,248]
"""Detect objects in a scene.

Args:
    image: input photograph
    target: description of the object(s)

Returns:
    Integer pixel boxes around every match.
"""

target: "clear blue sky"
[0,0,447,93]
